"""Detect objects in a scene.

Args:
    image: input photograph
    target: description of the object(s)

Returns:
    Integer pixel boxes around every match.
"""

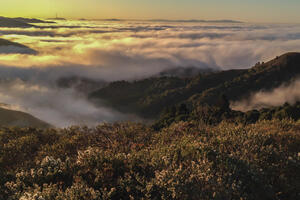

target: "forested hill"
[89,52,300,118]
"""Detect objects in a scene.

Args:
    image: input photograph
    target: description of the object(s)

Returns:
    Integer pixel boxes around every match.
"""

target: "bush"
[1,120,299,199]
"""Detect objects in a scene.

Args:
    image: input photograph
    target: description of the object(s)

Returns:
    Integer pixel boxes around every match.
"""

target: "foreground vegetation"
[1,52,300,199]
[0,119,299,199]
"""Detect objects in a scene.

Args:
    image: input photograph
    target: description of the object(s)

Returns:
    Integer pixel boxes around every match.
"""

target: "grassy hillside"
[0,107,51,128]
[90,53,300,118]
[0,119,299,199]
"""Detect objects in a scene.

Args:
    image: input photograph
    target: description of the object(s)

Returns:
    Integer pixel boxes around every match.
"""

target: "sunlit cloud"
[1,20,300,126]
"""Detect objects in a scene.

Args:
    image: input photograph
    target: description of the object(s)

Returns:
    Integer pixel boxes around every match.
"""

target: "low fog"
[231,78,300,111]
[0,79,137,127]
[0,20,300,126]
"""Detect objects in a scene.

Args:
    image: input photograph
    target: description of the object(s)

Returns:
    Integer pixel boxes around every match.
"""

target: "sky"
[1,0,300,23]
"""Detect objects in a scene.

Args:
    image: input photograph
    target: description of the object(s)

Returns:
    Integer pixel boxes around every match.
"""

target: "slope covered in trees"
[154,100,300,130]
[90,53,300,119]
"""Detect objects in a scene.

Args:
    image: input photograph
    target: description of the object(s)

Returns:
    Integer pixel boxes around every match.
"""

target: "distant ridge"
[91,18,243,23]
[147,19,243,23]
[48,17,66,21]
[12,17,55,24]
[0,16,55,28]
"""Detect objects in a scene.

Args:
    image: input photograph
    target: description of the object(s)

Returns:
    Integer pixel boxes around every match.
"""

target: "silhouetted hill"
[0,16,54,28]
[0,16,33,27]
[12,17,55,24]
[0,107,50,128]
[0,38,28,48]
[147,19,243,23]
[89,53,300,119]
[0,38,37,54]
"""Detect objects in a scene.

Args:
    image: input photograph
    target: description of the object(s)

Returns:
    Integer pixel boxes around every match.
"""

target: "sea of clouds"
[0,20,300,126]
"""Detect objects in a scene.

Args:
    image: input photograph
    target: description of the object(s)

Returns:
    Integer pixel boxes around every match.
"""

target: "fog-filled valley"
[0,18,300,126]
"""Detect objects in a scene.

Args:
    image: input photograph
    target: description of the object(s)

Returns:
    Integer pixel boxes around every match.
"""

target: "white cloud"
[0,79,136,127]
[231,78,300,111]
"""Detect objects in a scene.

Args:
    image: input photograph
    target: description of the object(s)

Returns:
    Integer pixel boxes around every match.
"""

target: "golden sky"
[1,0,300,23]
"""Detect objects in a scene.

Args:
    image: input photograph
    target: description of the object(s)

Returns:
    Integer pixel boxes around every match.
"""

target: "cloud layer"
[0,79,137,127]
[0,20,300,126]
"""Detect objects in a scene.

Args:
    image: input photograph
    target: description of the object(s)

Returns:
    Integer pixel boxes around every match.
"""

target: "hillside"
[190,52,300,105]
[89,52,300,118]
[0,107,51,128]
[0,120,299,199]
[154,99,300,129]
[89,77,188,117]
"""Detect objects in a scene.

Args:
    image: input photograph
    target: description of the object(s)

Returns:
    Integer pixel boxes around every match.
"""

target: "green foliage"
[155,101,300,130]
[89,53,300,119]
[0,120,299,199]
[89,77,187,118]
